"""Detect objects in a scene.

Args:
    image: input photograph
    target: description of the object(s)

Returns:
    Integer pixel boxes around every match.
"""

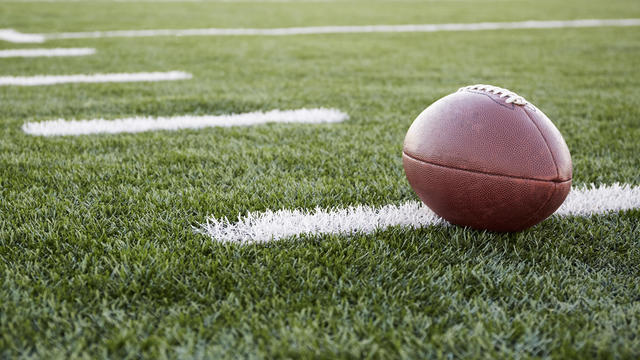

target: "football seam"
[518,181,557,229]
[521,107,561,180]
[463,89,516,110]
[402,151,572,183]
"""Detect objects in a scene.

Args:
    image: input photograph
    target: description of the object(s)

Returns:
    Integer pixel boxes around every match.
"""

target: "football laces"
[459,84,528,105]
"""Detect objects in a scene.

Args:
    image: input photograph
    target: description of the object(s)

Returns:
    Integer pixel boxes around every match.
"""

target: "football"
[403,84,573,232]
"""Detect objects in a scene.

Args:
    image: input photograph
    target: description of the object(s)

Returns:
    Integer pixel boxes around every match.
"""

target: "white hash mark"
[0,48,95,58]
[22,108,349,136]
[199,183,640,244]
[0,71,192,86]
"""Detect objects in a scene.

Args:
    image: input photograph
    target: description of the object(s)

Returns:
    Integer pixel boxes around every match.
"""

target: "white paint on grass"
[199,183,640,244]
[0,47,95,58]
[0,0,523,2]
[22,108,349,136]
[0,29,45,43]
[0,71,191,86]
[555,183,640,217]
[3,19,639,43]
[34,0,341,2]
[201,202,444,245]
[0,0,339,2]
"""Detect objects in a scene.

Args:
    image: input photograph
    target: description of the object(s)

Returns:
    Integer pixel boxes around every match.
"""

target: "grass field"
[1,0,640,358]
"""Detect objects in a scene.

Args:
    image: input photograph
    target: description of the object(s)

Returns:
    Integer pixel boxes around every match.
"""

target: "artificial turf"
[1,0,639,358]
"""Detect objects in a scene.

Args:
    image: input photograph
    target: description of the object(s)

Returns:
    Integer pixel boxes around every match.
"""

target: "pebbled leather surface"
[403,154,572,232]
[402,88,572,231]
[403,89,571,181]
[522,104,572,181]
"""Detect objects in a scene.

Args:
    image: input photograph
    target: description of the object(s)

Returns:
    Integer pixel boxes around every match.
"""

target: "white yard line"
[2,19,639,43]
[0,71,192,86]
[0,0,525,2]
[0,0,339,2]
[0,47,95,58]
[199,183,640,244]
[0,29,46,43]
[21,108,349,136]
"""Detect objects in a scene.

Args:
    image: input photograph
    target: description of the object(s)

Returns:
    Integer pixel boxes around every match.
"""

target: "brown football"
[403,84,572,232]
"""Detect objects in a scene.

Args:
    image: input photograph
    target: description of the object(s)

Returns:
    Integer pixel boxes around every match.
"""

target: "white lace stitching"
[458,84,528,105]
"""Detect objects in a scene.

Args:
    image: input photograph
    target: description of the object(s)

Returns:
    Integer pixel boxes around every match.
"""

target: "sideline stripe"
[22,108,349,136]
[0,71,192,86]
[0,47,95,58]
[199,183,640,244]
[2,19,639,43]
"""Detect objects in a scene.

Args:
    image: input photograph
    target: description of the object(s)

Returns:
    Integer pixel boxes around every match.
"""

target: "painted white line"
[10,0,342,2]
[0,29,45,43]
[554,183,640,217]
[201,202,444,245]
[22,108,348,136]
[199,183,640,244]
[0,0,518,2]
[3,19,639,43]
[0,71,191,86]
[0,47,95,58]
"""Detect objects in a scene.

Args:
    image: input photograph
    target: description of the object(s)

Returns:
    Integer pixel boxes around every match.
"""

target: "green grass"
[1,0,640,358]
